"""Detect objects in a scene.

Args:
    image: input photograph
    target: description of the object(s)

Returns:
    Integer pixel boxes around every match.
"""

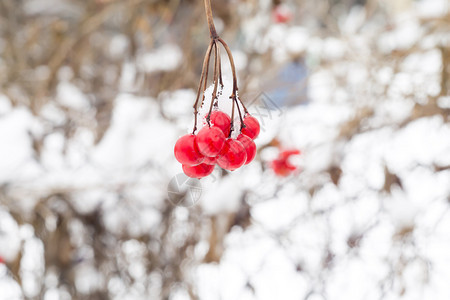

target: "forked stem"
[192,0,247,134]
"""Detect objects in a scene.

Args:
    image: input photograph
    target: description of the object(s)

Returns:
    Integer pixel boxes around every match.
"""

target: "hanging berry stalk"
[174,0,260,179]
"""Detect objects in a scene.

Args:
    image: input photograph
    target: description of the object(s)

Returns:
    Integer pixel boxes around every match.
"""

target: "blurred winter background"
[0,0,450,299]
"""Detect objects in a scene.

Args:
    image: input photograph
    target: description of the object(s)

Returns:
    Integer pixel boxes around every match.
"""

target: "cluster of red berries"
[270,149,301,177]
[174,110,260,179]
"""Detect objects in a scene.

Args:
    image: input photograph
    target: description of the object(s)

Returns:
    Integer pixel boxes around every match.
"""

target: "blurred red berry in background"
[280,149,301,159]
[272,4,292,24]
[270,148,301,177]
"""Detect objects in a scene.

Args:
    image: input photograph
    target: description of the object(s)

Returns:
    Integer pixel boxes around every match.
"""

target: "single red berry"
[174,134,204,166]
[203,156,217,165]
[210,110,231,136]
[270,148,301,177]
[217,139,247,171]
[241,115,260,139]
[280,149,301,158]
[237,134,257,165]
[182,163,215,178]
[273,5,292,24]
[196,126,226,157]
[0,256,4,264]
[270,159,296,177]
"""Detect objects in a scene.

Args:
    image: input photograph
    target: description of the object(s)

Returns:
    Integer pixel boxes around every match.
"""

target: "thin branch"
[234,96,244,131]
[202,40,215,105]
[217,41,223,88]
[217,38,237,97]
[207,41,220,124]
[204,0,218,39]
[218,38,248,114]
[229,92,236,138]
[192,40,214,133]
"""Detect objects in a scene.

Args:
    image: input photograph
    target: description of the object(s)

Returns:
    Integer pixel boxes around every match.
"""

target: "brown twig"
[207,41,220,124]
[229,92,236,137]
[192,0,245,133]
[192,40,214,134]
[218,38,248,114]
[217,42,224,88]
[234,96,245,131]
[204,0,218,39]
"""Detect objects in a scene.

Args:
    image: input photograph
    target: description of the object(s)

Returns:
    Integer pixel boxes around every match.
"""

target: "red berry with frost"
[217,139,247,171]
[237,134,257,165]
[196,126,226,157]
[182,163,215,179]
[241,115,260,139]
[210,111,231,136]
[174,134,204,166]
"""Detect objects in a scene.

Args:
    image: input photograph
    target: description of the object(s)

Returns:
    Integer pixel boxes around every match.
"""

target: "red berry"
[182,163,215,178]
[196,126,226,157]
[174,134,204,166]
[217,139,247,171]
[270,159,296,177]
[241,115,260,139]
[210,111,231,136]
[0,256,4,264]
[203,156,217,165]
[237,134,257,165]
[273,5,292,24]
[280,149,301,160]
[270,148,301,177]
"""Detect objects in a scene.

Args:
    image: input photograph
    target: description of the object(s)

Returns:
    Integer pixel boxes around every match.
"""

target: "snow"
[0,108,37,182]
[0,211,21,262]
[0,95,12,115]
[1,0,450,299]
[137,44,183,74]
